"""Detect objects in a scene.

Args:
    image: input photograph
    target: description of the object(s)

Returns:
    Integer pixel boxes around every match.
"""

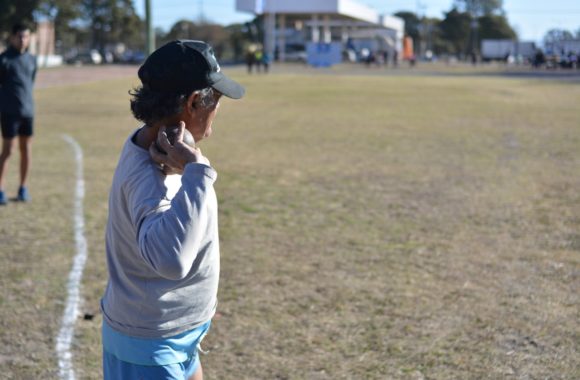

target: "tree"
[477,14,516,41]
[225,23,248,62]
[164,20,229,57]
[543,29,574,45]
[453,1,505,56]
[0,0,39,37]
[439,8,471,56]
[79,0,144,51]
[421,17,448,56]
[35,0,80,53]
[454,0,504,17]
[243,15,264,44]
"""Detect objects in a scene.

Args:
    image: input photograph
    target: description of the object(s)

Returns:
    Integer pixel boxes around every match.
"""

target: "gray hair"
[129,86,217,125]
[196,87,218,109]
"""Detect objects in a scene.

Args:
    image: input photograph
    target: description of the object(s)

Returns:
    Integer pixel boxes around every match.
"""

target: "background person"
[100,40,244,380]
[0,23,37,205]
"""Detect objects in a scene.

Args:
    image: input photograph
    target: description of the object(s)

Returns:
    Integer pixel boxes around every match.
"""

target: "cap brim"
[210,73,245,99]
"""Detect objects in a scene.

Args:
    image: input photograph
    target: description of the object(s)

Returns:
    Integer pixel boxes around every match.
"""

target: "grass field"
[0,65,578,379]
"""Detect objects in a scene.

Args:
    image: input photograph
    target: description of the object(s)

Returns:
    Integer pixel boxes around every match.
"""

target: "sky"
[133,0,580,45]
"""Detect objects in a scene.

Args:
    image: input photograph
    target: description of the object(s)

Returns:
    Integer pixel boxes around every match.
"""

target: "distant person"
[533,50,546,69]
[568,52,577,70]
[100,40,245,380]
[365,51,376,67]
[0,23,37,205]
[245,49,255,74]
[262,51,271,73]
[383,50,390,68]
[471,50,477,66]
[254,49,263,73]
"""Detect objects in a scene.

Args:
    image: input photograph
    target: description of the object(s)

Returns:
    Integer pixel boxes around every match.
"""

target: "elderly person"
[100,40,244,380]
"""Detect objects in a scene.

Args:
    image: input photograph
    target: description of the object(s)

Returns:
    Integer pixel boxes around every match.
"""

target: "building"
[236,0,404,65]
[29,21,63,67]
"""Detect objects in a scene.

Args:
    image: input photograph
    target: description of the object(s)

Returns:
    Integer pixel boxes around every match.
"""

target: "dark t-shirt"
[0,47,37,117]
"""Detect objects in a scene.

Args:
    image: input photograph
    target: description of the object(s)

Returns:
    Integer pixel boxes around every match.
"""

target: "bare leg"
[18,135,32,188]
[188,363,203,380]
[0,138,15,190]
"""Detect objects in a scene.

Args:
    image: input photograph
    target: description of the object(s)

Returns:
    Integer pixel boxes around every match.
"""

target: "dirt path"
[36,64,138,89]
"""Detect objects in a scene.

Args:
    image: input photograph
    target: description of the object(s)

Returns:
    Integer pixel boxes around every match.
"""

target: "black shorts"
[1,114,34,139]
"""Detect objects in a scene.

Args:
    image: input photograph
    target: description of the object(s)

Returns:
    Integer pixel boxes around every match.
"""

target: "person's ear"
[186,92,199,113]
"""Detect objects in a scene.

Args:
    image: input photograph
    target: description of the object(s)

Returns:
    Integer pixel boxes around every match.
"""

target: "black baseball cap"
[138,40,245,99]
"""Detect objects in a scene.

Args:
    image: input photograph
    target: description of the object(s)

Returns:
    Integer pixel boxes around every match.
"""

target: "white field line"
[56,135,88,380]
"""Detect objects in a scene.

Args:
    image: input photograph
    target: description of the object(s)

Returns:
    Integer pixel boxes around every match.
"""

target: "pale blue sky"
[133,0,580,44]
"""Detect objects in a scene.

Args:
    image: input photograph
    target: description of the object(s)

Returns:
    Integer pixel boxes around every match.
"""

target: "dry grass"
[0,66,578,379]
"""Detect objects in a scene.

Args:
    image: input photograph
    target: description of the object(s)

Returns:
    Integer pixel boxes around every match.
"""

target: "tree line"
[0,0,143,52]
[399,1,579,58]
[397,0,515,58]
[0,0,255,61]
[0,0,578,61]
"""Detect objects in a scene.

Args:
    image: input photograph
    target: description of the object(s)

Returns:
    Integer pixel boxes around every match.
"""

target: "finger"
[175,121,186,143]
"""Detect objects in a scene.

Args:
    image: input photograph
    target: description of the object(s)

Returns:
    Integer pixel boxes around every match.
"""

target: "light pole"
[470,17,478,63]
[145,0,154,56]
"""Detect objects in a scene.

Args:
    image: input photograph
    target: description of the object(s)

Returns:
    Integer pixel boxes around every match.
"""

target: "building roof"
[236,0,401,29]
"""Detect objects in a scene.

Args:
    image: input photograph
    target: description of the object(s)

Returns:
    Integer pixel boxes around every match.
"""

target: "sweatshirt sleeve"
[132,163,217,280]
[0,54,5,85]
[32,56,37,82]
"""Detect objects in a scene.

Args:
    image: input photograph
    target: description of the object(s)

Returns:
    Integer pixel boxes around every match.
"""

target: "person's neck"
[134,125,159,150]
[135,117,182,150]
[10,45,25,54]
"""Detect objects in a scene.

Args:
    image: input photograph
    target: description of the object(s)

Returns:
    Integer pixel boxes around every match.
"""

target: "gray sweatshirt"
[100,129,220,338]
[0,47,37,117]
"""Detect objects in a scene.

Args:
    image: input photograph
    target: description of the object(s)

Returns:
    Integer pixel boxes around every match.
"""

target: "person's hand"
[149,122,210,175]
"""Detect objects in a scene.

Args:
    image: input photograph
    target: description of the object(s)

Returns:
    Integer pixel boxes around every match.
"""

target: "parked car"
[120,50,146,64]
[65,49,103,65]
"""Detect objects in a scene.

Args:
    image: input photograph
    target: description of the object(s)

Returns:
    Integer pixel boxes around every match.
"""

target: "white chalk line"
[56,135,88,380]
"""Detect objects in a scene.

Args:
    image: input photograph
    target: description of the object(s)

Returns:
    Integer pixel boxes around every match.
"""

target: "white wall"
[338,0,377,24]
[236,0,259,13]
[237,0,378,23]
[379,15,404,33]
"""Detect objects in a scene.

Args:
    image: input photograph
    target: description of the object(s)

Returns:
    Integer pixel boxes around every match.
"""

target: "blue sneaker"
[0,190,6,205]
[17,186,29,202]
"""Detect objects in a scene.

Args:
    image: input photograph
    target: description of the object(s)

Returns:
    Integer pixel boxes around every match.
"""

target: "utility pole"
[145,0,154,56]
[469,11,478,63]
[416,1,426,58]
[198,0,205,23]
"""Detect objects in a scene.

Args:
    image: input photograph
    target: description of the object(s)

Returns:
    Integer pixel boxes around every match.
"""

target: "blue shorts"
[103,349,201,380]
[0,114,33,139]
[102,321,211,380]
